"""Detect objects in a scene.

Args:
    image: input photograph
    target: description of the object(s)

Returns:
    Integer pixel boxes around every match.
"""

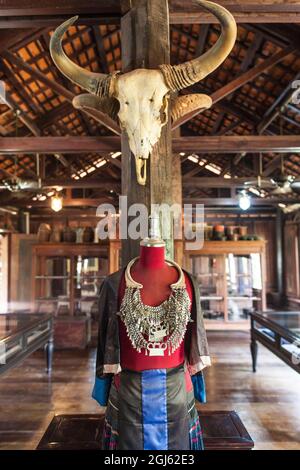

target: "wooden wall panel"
[9,234,38,311]
[254,220,277,293]
[284,223,300,299]
[0,235,9,313]
[204,215,277,294]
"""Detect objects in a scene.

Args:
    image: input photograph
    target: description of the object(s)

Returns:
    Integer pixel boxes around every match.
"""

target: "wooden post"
[172,127,183,266]
[276,208,284,306]
[121,0,175,265]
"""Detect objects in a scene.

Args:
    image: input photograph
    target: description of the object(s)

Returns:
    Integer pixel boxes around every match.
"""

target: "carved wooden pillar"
[121,0,175,265]
[172,126,184,266]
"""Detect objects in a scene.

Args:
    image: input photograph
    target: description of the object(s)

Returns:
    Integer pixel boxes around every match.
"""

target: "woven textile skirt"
[102,364,204,450]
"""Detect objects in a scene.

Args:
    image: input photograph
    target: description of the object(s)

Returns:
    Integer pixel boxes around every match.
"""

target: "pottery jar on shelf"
[37,223,51,242]
[62,226,76,243]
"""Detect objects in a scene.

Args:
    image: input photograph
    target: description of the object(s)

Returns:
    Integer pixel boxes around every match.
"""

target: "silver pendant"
[149,328,167,342]
[147,342,167,357]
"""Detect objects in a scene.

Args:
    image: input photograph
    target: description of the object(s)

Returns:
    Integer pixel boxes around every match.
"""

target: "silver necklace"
[119,258,192,357]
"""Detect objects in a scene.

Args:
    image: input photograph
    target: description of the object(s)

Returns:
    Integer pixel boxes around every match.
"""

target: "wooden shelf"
[31,240,121,349]
[185,240,267,331]
[204,320,250,331]
[186,240,266,255]
[201,296,223,301]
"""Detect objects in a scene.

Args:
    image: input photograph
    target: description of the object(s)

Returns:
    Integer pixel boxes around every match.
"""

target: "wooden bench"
[37,411,254,450]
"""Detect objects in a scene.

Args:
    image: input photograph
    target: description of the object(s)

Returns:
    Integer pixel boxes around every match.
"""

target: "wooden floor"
[0,331,299,450]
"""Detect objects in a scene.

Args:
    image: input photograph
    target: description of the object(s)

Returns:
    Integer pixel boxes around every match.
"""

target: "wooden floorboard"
[0,331,299,450]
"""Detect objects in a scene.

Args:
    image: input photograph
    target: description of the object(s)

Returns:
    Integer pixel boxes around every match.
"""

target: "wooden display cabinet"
[184,240,267,330]
[31,240,121,348]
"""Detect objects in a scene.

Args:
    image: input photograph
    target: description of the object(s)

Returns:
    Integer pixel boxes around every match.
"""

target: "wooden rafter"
[172,45,296,130]
[258,71,300,134]
[209,31,264,136]
[182,197,300,206]
[12,196,300,208]
[1,1,300,25]
[2,50,121,136]
[0,7,300,191]
[0,135,300,155]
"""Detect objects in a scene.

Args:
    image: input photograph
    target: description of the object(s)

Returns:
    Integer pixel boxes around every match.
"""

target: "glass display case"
[226,253,263,322]
[35,254,108,316]
[191,255,225,322]
[185,240,266,330]
[0,235,8,313]
[31,241,121,348]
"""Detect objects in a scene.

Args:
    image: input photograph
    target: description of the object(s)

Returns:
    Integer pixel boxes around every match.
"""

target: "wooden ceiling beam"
[194,24,210,57]
[262,24,300,52]
[32,178,119,189]
[14,196,300,208]
[263,155,284,177]
[216,119,241,136]
[218,100,277,134]
[0,0,120,15]
[39,30,96,138]
[1,135,300,154]
[1,1,300,26]
[0,136,120,154]
[183,177,258,189]
[182,197,300,206]
[209,32,264,137]
[0,28,39,52]
[2,50,121,136]
[92,26,109,74]
[257,71,300,134]
[0,83,78,174]
[1,154,38,178]
[172,45,296,130]
[0,59,45,117]
[177,134,300,155]
[2,92,41,137]
[0,175,263,191]
[168,1,300,24]
[19,197,118,208]
[37,102,73,131]
[248,24,290,49]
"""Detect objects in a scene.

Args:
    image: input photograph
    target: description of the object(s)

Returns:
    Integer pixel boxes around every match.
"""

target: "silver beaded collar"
[125,257,186,290]
[119,257,191,357]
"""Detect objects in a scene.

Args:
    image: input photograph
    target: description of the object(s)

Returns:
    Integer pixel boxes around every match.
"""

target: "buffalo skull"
[50,0,236,185]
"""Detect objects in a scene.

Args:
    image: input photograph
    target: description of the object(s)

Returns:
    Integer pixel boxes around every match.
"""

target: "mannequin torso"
[118,244,193,376]
[130,245,182,305]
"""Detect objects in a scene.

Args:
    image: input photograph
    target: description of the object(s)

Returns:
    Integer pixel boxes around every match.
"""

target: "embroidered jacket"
[92,268,211,406]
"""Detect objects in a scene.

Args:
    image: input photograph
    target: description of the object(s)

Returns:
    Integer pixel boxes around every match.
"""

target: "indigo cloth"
[102,365,204,450]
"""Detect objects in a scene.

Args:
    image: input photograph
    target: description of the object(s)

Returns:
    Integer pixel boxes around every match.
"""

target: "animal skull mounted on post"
[50,0,237,185]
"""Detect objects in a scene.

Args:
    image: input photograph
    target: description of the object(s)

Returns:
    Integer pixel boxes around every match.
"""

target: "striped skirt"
[102,365,204,450]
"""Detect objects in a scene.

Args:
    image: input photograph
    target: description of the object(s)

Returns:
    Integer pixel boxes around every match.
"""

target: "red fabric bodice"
[118,270,193,390]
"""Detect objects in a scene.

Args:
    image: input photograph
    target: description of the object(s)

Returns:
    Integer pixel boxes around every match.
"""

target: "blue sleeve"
[191,372,206,403]
[92,376,112,406]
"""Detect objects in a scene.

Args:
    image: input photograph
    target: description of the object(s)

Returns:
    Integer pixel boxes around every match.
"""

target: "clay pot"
[204,225,212,241]
[62,226,76,243]
[75,227,84,243]
[238,226,248,237]
[50,228,62,243]
[82,226,94,243]
[213,225,225,240]
[214,225,225,234]
[37,223,51,242]
[225,226,234,237]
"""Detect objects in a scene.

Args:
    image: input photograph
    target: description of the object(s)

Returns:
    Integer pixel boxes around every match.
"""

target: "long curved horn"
[50,16,116,97]
[73,94,119,120]
[160,0,236,91]
[171,94,212,122]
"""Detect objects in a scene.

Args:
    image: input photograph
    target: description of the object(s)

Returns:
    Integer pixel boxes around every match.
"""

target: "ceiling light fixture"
[238,190,251,211]
[51,193,63,212]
